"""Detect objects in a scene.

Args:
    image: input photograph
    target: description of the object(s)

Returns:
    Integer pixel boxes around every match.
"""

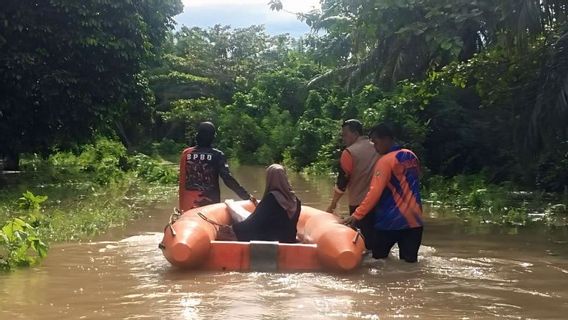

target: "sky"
[175,0,320,37]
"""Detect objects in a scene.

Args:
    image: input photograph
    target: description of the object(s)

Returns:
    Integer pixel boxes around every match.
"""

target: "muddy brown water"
[1,166,567,319]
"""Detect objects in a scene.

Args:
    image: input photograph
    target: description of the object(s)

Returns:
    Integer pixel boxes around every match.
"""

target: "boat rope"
[196,212,230,230]
[170,207,182,224]
[165,207,182,237]
[159,208,183,249]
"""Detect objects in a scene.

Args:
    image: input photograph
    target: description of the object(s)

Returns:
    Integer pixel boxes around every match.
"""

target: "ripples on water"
[1,230,567,319]
[7,231,566,320]
[1,166,567,319]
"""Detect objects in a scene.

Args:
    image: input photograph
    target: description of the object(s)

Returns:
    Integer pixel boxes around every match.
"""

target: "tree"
[530,30,568,152]
[277,0,568,92]
[0,0,183,169]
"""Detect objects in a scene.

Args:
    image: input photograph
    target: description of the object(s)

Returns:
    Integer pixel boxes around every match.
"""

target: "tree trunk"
[115,121,133,151]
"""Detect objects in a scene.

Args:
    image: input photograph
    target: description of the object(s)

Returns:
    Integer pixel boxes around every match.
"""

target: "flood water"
[1,166,568,319]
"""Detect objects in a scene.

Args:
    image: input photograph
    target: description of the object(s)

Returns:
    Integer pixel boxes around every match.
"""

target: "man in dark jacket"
[178,122,254,211]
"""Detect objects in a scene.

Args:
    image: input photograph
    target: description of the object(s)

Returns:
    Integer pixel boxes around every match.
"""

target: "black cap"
[196,121,216,147]
[197,121,215,135]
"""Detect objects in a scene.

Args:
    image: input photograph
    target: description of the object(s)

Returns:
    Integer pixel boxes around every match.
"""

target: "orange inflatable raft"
[159,200,365,272]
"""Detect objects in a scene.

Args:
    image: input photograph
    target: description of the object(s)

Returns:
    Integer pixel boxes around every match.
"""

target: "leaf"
[268,0,283,12]
[0,232,8,245]
[31,240,48,258]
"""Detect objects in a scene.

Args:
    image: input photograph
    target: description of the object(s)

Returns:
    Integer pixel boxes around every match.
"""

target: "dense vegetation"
[129,0,568,192]
[0,139,177,271]
[2,1,568,269]
[1,0,183,270]
[0,0,183,167]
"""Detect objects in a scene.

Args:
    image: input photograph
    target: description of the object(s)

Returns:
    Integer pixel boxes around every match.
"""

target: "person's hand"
[249,195,259,206]
[341,215,357,227]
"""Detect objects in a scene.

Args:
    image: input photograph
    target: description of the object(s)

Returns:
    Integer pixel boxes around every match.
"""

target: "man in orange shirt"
[326,119,379,250]
[342,123,423,263]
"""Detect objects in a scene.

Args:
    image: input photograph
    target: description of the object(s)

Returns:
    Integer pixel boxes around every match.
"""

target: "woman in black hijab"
[229,164,301,243]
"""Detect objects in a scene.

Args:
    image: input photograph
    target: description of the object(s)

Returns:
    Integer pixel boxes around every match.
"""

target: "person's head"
[195,121,216,147]
[341,119,364,146]
[368,123,395,155]
[265,164,293,194]
[265,164,297,218]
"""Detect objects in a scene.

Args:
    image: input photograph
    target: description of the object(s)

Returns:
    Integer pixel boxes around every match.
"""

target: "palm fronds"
[530,30,568,150]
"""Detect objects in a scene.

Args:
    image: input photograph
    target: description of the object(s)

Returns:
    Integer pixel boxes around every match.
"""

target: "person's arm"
[218,153,253,201]
[327,150,353,213]
[178,148,191,209]
[343,158,391,224]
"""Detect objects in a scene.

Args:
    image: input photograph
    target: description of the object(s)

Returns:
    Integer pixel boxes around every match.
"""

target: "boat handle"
[352,227,363,244]
[168,223,177,237]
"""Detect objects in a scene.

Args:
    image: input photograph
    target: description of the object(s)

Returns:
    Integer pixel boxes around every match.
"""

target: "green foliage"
[40,183,162,242]
[253,70,309,120]
[19,138,128,185]
[18,191,48,212]
[145,25,325,166]
[19,138,178,187]
[1,149,178,271]
[272,0,567,191]
[536,149,568,192]
[302,0,567,88]
[2,0,567,237]
[149,54,220,111]
[303,141,341,175]
[217,104,264,162]
[289,117,340,170]
[360,83,428,151]
[1,191,50,271]
[0,0,183,158]
[422,174,568,226]
[164,98,222,137]
[0,216,48,271]
[153,139,186,159]
[76,139,128,184]
[258,107,296,162]
[128,154,177,184]
[530,30,568,152]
